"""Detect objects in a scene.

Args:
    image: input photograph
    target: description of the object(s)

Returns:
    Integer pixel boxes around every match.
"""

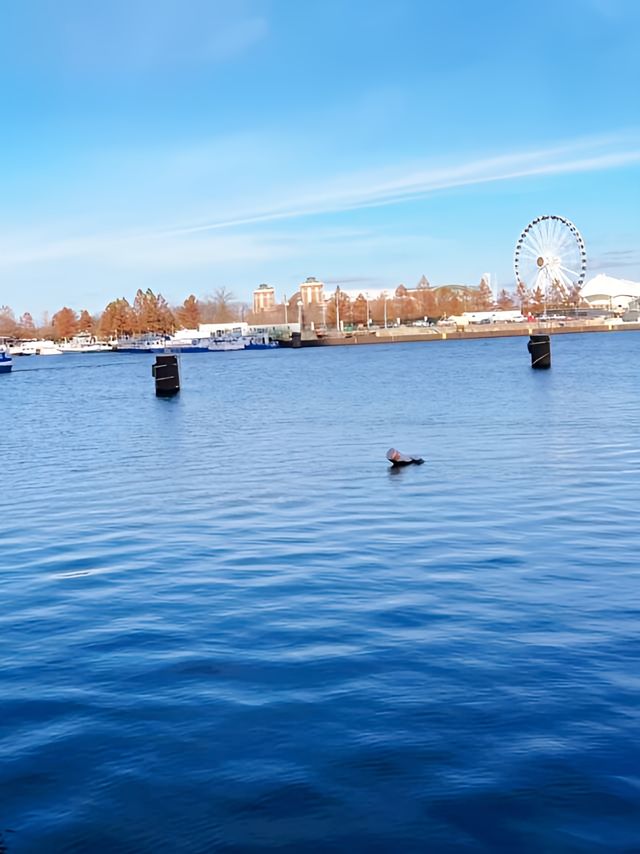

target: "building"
[252,283,276,313]
[338,287,390,302]
[622,298,640,322]
[299,277,324,306]
[580,274,640,310]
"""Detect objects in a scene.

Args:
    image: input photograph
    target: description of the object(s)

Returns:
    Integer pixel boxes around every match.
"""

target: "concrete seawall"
[312,320,640,347]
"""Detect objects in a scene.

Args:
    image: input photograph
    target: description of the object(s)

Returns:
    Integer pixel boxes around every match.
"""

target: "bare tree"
[0,306,17,337]
[202,287,241,323]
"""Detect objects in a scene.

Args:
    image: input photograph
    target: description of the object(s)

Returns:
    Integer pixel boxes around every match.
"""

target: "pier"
[295,318,640,347]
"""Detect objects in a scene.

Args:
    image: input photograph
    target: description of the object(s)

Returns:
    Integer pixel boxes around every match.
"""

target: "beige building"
[252,283,276,313]
[299,277,324,306]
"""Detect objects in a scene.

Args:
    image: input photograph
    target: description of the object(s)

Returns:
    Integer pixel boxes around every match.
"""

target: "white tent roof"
[580,273,640,300]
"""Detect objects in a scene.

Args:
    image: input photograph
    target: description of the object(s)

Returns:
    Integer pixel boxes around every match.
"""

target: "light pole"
[365,293,370,328]
[297,299,303,332]
[283,293,288,325]
[383,295,388,329]
[335,288,341,331]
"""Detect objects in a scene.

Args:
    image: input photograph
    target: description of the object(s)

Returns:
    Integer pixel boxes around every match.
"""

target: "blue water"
[1,333,639,853]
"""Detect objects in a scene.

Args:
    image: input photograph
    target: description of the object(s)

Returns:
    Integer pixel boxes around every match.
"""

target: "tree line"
[0,276,587,340]
[0,287,242,340]
[257,277,586,328]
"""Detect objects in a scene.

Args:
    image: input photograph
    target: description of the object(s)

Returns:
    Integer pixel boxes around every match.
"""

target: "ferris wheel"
[514,215,587,297]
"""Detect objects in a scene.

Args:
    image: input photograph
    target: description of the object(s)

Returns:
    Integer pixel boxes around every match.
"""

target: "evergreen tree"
[531,286,545,314]
[548,278,568,308]
[515,280,529,310]
[177,295,201,329]
[78,310,95,333]
[477,279,494,310]
[353,294,368,326]
[132,288,175,334]
[99,298,135,337]
[417,286,436,317]
[496,289,515,310]
[52,307,79,340]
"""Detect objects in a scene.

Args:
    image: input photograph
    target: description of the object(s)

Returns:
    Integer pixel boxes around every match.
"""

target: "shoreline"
[307,320,640,347]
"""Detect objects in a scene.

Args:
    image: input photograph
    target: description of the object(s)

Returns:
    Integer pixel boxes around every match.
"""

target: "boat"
[59,333,113,353]
[163,333,245,353]
[11,339,64,356]
[0,344,12,373]
[164,331,278,353]
[243,332,280,351]
[113,335,169,353]
[116,330,279,354]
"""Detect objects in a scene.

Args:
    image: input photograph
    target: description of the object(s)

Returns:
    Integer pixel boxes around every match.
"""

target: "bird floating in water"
[386,448,424,467]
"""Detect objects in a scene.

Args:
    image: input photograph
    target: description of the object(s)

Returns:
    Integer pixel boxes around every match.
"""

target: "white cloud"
[164,134,640,235]
[1,132,639,275]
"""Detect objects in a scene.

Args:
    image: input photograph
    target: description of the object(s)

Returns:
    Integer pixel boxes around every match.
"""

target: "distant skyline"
[1,0,639,316]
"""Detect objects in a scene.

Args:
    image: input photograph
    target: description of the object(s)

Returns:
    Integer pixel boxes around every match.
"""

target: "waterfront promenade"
[312,318,640,346]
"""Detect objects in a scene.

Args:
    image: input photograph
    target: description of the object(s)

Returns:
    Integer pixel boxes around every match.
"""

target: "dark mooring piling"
[152,354,180,396]
[527,334,551,369]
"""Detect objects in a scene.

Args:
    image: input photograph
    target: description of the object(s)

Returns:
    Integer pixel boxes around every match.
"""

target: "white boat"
[12,339,64,356]
[60,334,113,353]
[163,333,246,353]
[117,330,279,354]
[0,344,12,373]
[163,330,278,353]
[114,335,169,353]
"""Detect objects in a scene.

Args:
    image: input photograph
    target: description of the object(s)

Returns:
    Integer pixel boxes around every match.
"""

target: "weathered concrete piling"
[152,354,180,395]
[527,334,551,369]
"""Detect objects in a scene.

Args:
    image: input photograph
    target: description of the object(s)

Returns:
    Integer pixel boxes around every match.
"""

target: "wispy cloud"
[163,133,640,235]
[590,248,640,271]
[0,224,427,272]
[1,132,639,273]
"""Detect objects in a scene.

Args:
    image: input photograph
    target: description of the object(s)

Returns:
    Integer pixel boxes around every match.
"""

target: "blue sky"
[1,0,639,316]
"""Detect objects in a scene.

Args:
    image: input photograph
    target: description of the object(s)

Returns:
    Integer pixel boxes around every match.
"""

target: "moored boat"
[113,335,168,353]
[0,344,12,373]
[118,329,279,354]
[60,334,113,353]
[163,333,245,353]
[243,333,279,350]
[164,331,278,353]
[11,339,64,356]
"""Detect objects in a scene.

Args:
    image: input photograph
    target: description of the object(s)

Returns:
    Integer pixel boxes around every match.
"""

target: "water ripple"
[1,334,639,851]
